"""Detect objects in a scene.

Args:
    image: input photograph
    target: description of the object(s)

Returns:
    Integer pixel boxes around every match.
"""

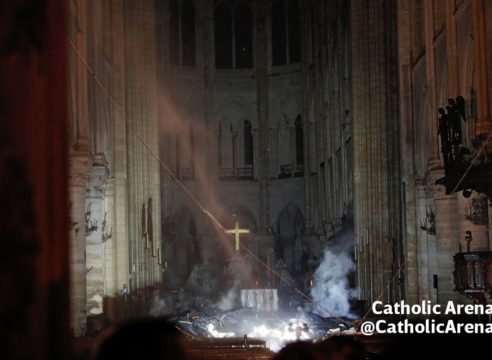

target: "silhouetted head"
[96,318,187,360]
[316,335,366,360]
[274,341,321,360]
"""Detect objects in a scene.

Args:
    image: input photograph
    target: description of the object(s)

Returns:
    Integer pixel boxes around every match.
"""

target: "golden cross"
[225,221,250,251]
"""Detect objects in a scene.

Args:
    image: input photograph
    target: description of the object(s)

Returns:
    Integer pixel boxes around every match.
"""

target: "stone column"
[123,0,162,294]
[472,0,492,135]
[108,0,131,298]
[424,0,441,166]
[201,0,219,199]
[415,183,431,302]
[86,167,108,317]
[68,155,90,337]
[88,0,108,166]
[72,0,90,151]
[432,183,461,303]
[299,0,313,231]
[104,178,116,296]
[255,0,271,232]
[445,0,459,98]
[351,0,402,304]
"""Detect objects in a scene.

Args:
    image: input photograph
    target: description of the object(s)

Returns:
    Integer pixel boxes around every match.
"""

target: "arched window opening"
[181,0,196,66]
[218,118,254,180]
[288,0,301,63]
[275,204,305,275]
[169,0,196,66]
[271,0,287,66]
[169,0,180,65]
[215,1,253,69]
[215,2,233,68]
[234,3,253,68]
[271,0,301,66]
[244,120,254,166]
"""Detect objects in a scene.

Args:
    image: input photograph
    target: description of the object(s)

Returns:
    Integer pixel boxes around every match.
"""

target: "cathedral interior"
[2,0,492,359]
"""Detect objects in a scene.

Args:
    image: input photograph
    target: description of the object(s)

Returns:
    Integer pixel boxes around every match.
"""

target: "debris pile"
[168,305,356,352]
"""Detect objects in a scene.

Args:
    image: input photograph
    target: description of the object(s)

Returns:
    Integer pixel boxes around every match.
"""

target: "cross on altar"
[225,221,250,251]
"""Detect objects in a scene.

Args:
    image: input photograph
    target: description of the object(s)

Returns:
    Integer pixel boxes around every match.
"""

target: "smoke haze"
[310,234,356,318]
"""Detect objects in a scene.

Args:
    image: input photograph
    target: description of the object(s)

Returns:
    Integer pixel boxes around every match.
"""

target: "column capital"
[69,154,91,187]
[415,180,428,199]
[87,166,109,197]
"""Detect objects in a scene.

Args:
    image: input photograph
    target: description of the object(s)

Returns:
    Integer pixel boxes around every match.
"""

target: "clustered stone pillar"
[68,156,90,337]
[254,0,275,287]
[86,167,108,317]
[72,0,90,152]
[106,0,130,300]
[68,0,92,337]
[123,0,162,294]
[255,0,271,233]
[351,0,403,304]
[472,0,492,136]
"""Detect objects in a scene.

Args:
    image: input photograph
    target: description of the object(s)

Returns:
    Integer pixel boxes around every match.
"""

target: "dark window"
[271,0,301,66]
[215,2,233,68]
[181,0,196,66]
[234,3,253,68]
[271,0,287,66]
[169,0,196,66]
[288,0,301,63]
[244,120,254,166]
[295,115,304,165]
[215,1,253,69]
[169,0,180,65]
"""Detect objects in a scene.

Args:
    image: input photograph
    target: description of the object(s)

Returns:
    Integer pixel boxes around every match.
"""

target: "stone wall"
[397,0,492,305]
[158,0,353,297]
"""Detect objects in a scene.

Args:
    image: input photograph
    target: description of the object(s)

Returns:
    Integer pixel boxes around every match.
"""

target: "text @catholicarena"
[360,301,492,335]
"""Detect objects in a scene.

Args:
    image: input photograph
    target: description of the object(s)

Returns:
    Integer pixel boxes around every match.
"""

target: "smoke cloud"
[216,281,241,311]
[310,235,356,318]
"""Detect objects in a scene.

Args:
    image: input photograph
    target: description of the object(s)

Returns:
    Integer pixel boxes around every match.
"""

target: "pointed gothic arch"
[172,207,201,285]
[275,203,305,275]
[224,204,257,232]
[216,99,256,179]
